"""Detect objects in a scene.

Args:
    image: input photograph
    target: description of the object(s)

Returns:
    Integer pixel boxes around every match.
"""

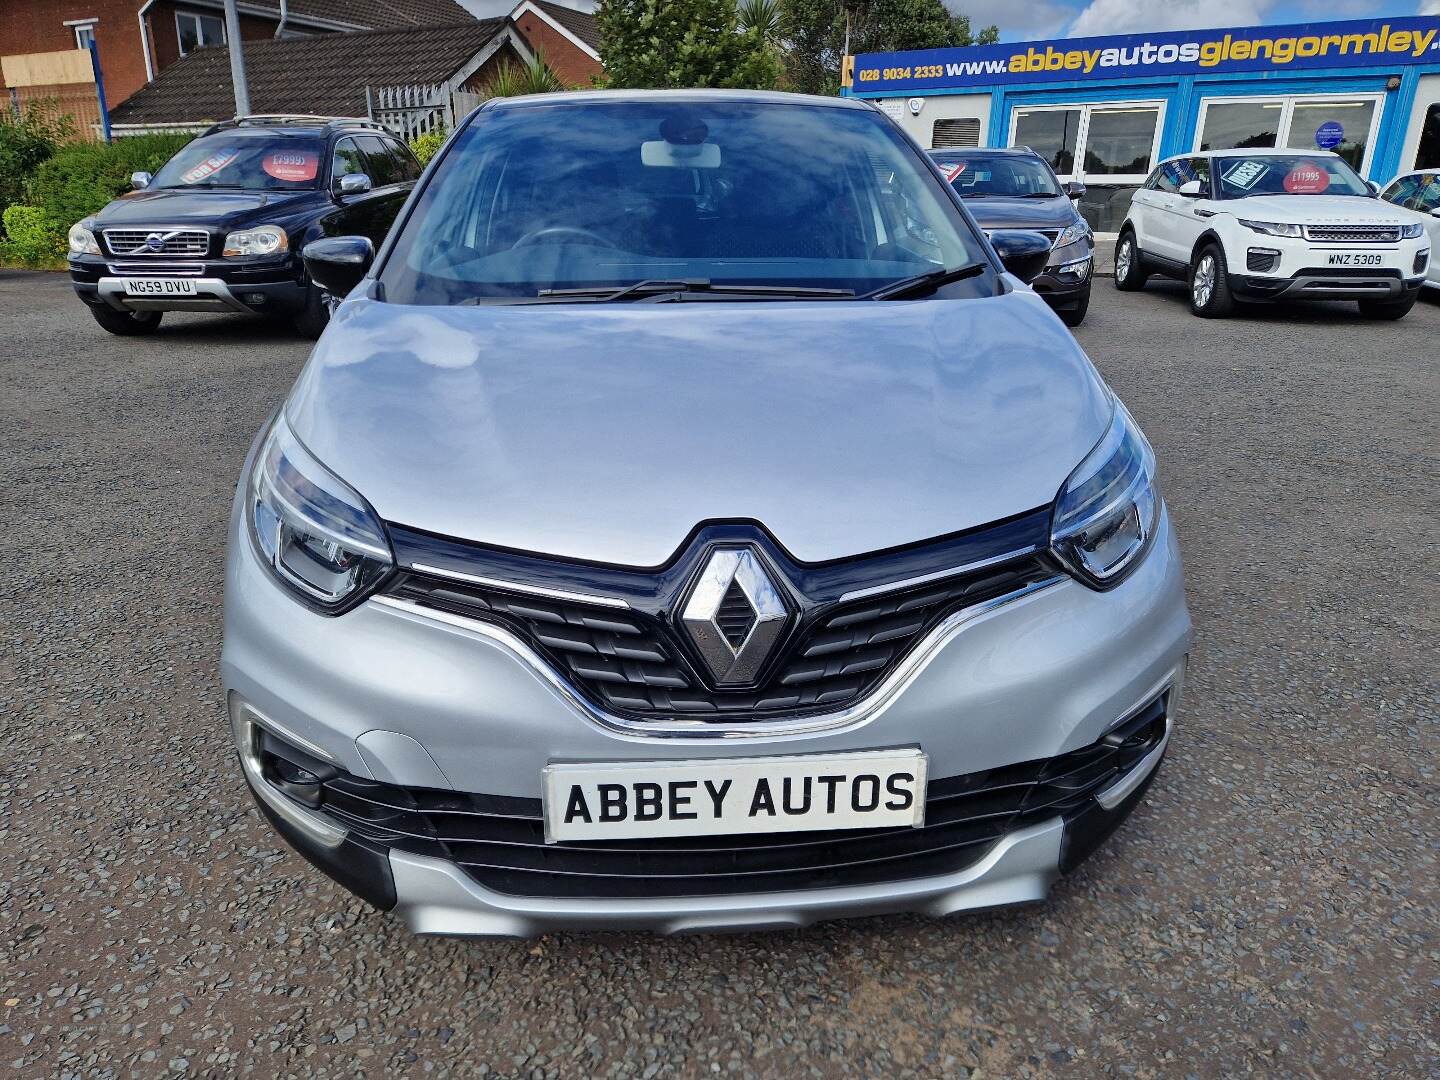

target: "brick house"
[508,1,601,86]
[0,0,479,110]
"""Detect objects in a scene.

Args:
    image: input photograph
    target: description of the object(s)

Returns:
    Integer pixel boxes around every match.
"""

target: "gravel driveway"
[1,269,1435,1078]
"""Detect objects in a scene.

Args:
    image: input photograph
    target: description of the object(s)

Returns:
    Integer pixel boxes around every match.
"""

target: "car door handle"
[1193,208,1215,218]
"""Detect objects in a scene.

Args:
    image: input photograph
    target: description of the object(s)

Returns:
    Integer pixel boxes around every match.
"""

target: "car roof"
[1165,147,1342,162]
[483,88,873,111]
[199,115,396,139]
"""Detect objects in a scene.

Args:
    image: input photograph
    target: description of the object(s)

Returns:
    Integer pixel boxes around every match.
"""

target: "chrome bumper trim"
[98,276,254,313]
[1096,715,1171,810]
[229,698,346,849]
[387,816,1064,937]
[368,574,1067,741]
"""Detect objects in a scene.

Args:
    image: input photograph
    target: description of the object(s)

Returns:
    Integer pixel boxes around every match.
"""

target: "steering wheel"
[512,226,617,249]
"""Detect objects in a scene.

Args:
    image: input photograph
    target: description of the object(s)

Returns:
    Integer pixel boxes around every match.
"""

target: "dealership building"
[846,16,1440,231]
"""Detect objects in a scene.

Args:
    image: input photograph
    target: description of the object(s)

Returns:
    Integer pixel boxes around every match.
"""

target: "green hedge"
[409,128,447,167]
[0,205,66,266]
[0,131,193,269]
[26,133,193,231]
[0,111,73,238]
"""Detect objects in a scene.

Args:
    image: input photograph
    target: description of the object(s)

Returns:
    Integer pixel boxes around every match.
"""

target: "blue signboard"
[1314,120,1345,148]
[851,17,1440,94]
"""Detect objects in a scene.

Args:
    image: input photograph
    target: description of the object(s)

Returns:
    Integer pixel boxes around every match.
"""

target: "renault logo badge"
[679,548,788,686]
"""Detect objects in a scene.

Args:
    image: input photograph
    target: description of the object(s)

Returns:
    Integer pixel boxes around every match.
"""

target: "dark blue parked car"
[67,115,420,338]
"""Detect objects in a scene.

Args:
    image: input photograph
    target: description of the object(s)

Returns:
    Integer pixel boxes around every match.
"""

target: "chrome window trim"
[837,545,1040,602]
[408,561,631,609]
[370,574,1067,740]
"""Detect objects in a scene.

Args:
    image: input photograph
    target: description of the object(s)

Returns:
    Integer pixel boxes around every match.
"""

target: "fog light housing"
[246,292,267,305]
[1415,250,1429,275]
[1247,248,1280,273]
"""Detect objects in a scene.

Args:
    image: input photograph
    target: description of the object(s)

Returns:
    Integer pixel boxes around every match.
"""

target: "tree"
[781,0,998,96]
[597,0,780,90]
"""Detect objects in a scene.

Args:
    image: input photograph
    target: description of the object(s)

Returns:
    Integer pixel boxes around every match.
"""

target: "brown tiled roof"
[217,0,477,30]
[531,1,600,52]
[111,21,505,125]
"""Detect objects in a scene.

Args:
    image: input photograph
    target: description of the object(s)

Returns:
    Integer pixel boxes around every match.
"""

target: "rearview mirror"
[130,171,151,190]
[1178,180,1207,197]
[988,229,1051,284]
[302,236,374,299]
[336,173,372,196]
[1063,180,1086,200]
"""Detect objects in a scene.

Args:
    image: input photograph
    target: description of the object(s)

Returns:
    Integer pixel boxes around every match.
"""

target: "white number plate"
[542,750,927,842]
[123,277,197,296]
[1325,253,1385,266]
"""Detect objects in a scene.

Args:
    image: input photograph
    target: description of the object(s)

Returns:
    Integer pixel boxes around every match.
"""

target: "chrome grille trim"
[106,261,206,276]
[1302,224,1401,243]
[369,575,1067,740]
[103,228,211,256]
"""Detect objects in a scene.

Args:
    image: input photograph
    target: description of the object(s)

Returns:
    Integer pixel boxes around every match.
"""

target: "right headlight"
[247,414,393,612]
[1238,219,1302,239]
[1051,402,1159,589]
[68,220,100,255]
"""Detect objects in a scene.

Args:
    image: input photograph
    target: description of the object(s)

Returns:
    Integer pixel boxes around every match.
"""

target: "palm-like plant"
[737,0,782,42]
[485,53,566,98]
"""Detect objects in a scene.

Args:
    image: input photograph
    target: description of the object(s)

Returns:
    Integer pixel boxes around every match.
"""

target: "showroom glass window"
[1416,104,1440,169]
[1197,96,1380,174]
[1013,108,1080,174]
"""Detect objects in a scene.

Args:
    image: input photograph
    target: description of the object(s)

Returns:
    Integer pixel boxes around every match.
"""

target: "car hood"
[94,188,309,226]
[286,289,1112,567]
[962,196,1078,232]
[1227,195,1416,225]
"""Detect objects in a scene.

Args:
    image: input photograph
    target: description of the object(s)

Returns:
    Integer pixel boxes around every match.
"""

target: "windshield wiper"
[864,262,988,301]
[1018,191,1063,198]
[535,279,855,302]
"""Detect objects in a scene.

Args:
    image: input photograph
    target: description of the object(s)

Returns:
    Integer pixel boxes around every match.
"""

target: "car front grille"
[386,550,1055,720]
[1303,225,1401,243]
[274,695,1168,899]
[102,228,210,256]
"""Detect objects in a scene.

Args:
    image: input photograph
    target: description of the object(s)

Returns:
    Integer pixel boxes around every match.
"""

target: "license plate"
[123,277,197,296]
[542,750,928,843]
[1325,253,1385,266]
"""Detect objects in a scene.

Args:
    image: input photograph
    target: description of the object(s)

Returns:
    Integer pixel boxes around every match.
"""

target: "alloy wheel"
[1117,239,1132,280]
[1193,255,1215,308]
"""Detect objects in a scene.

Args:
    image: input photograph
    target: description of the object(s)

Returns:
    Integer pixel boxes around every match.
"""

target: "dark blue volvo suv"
[67,115,419,338]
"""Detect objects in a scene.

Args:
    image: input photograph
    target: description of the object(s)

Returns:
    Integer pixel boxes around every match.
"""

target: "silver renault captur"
[223,90,1191,937]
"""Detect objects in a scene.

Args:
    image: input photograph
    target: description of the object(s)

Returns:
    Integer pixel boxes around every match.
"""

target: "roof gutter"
[137,0,156,82]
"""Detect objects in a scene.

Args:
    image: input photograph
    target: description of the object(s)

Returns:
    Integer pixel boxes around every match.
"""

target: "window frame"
[175,10,226,57]
[67,19,98,51]
[1007,100,1166,187]
[330,136,369,188]
[1193,93,1385,176]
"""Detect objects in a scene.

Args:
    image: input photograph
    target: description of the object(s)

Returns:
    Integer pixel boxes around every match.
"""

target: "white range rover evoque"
[1115,148,1430,320]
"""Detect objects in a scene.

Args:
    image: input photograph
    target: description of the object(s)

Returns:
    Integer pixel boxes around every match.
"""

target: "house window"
[1196,95,1383,174]
[70,21,98,51]
[176,11,226,56]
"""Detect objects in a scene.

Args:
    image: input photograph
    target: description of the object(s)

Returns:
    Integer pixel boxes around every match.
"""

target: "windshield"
[934,155,1062,198]
[379,99,989,305]
[149,135,325,191]
[1214,154,1370,199]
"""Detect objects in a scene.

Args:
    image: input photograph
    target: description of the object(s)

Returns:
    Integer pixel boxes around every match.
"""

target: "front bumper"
[222,499,1191,934]
[69,254,307,315]
[1231,268,1426,303]
[1226,232,1428,302]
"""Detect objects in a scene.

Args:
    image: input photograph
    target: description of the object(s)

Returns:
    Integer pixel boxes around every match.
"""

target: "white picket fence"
[366,84,451,140]
[364,84,499,140]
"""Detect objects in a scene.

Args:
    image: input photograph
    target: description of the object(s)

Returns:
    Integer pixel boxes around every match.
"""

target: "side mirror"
[989,229,1051,285]
[336,173,372,196]
[302,236,374,298]
[1430,207,1440,219]
[1178,180,1207,197]
[1366,179,1381,196]
[1063,181,1086,200]
[130,171,152,190]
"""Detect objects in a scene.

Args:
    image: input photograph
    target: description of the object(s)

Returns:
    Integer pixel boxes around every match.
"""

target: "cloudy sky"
[946,0,1440,41]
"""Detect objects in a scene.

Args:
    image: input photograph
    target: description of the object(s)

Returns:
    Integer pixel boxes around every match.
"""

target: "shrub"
[0,110,72,238]
[25,133,193,232]
[0,204,66,266]
[409,128,447,166]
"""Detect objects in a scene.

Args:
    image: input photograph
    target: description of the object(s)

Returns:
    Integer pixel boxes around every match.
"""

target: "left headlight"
[1052,222,1092,249]
[68,220,100,255]
[1051,401,1159,589]
[224,225,288,257]
[247,415,393,613]
[1400,222,1425,239]
[1238,219,1302,239]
